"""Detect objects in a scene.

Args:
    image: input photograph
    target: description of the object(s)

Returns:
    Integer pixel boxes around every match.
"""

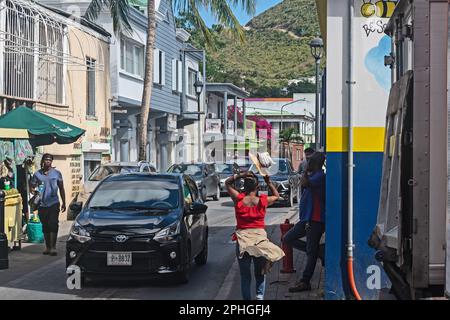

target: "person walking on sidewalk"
[283,152,326,292]
[30,154,66,256]
[225,171,285,300]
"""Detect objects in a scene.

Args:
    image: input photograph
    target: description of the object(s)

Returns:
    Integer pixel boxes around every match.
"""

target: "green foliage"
[177,0,320,97]
[246,0,320,37]
[280,127,304,143]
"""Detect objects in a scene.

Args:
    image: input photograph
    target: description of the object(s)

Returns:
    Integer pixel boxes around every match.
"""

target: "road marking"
[214,259,239,300]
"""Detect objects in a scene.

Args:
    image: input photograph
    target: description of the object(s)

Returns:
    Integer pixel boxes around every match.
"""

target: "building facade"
[316,0,395,299]
[0,0,112,214]
[42,0,204,171]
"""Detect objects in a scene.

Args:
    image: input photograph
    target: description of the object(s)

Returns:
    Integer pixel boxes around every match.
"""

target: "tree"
[280,127,303,164]
[86,0,256,161]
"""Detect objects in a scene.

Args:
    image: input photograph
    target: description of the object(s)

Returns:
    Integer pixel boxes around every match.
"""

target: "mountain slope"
[183,0,320,96]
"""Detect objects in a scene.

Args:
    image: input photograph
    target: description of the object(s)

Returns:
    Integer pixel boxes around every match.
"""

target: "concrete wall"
[324,0,393,299]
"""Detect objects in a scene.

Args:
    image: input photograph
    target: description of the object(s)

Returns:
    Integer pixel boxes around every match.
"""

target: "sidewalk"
[264,207,325,300]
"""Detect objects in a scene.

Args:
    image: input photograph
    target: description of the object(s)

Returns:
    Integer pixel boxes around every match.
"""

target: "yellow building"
[0,0,111,219]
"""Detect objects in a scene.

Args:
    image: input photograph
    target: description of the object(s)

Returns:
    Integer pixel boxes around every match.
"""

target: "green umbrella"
[0,106,85,146]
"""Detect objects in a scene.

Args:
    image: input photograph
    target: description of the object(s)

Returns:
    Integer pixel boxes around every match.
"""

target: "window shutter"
[161,51,166,86]
[172,59,177,91]
[177,60,183,93]
[153,48,160,84]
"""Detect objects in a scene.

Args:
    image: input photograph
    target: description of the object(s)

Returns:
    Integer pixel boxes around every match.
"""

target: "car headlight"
[279,180,290,190]
[69,221,91,244]
[153,221,180,243]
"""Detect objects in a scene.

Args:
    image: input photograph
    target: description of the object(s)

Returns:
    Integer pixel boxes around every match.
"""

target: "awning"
[0,128,29,139]
[0,106,85,146]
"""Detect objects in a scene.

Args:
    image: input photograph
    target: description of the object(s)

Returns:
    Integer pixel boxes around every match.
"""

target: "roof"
[206,83,249,98]
[246,108,295,116]
[38,2,111,38]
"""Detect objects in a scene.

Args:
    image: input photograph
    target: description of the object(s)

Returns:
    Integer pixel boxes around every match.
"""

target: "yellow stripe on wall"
[326,127,385,152]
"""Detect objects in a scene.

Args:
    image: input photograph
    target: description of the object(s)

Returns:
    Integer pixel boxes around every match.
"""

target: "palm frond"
[84,0,132,35]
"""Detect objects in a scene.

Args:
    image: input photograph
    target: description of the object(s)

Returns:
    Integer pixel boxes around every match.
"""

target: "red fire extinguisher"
[280,219,296,273]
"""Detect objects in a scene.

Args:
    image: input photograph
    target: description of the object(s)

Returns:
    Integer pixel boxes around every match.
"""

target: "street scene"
[0,0,450,303]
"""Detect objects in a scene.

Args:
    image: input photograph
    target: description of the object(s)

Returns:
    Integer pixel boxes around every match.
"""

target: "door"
[187,177,206,255]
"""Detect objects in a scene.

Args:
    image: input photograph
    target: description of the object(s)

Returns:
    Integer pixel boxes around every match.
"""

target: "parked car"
[249,158,300,207]
[66,173,208,284]
[67,161,157,220]
[215,163,242,194]
[167,163,220,202]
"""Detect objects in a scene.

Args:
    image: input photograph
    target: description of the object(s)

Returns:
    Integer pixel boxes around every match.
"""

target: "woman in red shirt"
[225,171,282,300]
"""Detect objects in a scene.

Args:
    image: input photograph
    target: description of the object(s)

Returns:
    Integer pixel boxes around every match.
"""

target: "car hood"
[76,208,181,236]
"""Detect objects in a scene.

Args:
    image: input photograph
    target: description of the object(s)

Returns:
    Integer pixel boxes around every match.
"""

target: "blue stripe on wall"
[325,152,391,300]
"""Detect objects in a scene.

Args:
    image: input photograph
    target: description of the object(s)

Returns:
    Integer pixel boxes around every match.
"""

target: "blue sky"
[199,0,283,27]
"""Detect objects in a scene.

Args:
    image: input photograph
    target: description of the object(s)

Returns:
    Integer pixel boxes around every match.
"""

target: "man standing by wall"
[30,154,66,256]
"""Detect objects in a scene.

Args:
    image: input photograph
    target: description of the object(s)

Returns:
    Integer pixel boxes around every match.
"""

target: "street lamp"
[309,37,324,150]
[194,78,204,119]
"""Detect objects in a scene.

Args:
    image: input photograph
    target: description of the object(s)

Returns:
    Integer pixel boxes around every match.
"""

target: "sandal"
[288,281,311,292]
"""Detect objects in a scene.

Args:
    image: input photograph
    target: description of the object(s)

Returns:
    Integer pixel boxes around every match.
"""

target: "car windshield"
[87,177,179,210]
[89,165,139,181]
[249,159,289,175]
[168,164,203,177]
[215,164,233,174]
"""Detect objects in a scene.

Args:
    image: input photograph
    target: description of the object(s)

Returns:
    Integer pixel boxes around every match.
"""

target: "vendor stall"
[0,107,85,250]
[0,128,33,249]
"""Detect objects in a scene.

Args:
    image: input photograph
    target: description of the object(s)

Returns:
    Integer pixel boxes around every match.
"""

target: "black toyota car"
[249,158,300,207]
[66,173,208,284]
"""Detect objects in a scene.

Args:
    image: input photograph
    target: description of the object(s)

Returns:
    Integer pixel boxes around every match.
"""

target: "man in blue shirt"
[30,153,66,256]
[283,152,326,292]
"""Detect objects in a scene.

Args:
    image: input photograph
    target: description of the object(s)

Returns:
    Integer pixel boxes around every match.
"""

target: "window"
[218,101,224,118]
[153,49,165,85]
[86,57,96,117]
[172,59,182,92]
[188,68,197,96]
[120,38,144,77]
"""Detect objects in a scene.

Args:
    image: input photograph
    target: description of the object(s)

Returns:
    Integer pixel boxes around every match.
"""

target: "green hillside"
[179,0,321,96]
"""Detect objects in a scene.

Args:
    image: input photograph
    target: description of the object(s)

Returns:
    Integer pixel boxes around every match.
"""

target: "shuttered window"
[153,49,165,86]
[86,57,96,116]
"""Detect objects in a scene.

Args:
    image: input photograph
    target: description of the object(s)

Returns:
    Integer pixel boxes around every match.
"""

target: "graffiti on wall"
[361,0,397,37]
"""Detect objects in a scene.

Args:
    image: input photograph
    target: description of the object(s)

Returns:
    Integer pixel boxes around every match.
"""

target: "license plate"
[107,252,132,266]
[259,190,268,195]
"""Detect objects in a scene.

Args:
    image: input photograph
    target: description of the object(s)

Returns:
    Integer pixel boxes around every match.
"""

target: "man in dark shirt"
[283,152,326,292]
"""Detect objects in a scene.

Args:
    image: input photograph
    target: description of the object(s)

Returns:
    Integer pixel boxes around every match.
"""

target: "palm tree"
[85,0,256,161]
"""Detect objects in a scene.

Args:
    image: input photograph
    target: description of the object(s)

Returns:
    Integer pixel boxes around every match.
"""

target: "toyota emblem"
[114,235,129,243]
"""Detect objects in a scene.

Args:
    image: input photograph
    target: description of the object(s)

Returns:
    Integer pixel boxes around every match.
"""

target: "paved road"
[0,197,294,300]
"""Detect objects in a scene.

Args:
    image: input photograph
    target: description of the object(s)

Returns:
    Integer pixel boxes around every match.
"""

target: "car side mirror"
[189,202,207,215]
[69,202,83,214]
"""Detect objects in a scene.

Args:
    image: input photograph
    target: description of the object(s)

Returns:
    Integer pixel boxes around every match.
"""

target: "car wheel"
[201,187,207,202]
[195,235,208,265]
[175,243,191,284]
[212,185,220,201]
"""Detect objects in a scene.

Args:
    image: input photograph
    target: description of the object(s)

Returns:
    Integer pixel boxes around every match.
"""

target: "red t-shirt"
[232,193,268,241]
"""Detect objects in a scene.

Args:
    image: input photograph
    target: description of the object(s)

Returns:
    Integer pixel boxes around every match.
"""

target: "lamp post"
[309,37,324,150]
[194,78,204,162]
